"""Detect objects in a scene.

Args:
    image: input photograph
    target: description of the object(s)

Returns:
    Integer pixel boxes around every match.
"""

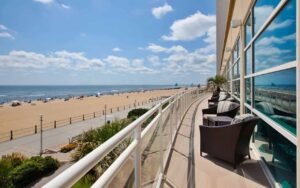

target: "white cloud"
[61,4,71,9]
[152,3,173,19]
[33,0,54,4]
[267,19,293,31]
[162,11,215,41]
[0,32,15,40]
[254,6,274,32]
[0,50,105,70]
[104,55,130,69]
[0,24,7,30]
[0,24,15,40]
[104,55,156,74]
[146,43,167,53]
[112,47,122,52]
[147,56,161,67]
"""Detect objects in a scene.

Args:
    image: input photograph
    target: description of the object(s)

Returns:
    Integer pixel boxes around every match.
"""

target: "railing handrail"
[43,89,202,188]
[43,95,176,188]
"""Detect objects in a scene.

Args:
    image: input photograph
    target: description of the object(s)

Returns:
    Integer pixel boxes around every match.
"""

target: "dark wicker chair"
[199,116,259,169]
[208,92,230,106]
[202,101,240,125]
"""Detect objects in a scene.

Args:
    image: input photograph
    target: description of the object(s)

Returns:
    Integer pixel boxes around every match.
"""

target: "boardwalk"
[163,96,271,188]
[0,102,157,157]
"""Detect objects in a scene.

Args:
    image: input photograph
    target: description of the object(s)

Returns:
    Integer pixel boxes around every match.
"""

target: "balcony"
[43,90,271,188]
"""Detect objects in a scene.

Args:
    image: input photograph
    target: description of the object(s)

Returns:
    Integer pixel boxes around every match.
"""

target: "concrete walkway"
[163,96,271,188]
[0,102,158,157]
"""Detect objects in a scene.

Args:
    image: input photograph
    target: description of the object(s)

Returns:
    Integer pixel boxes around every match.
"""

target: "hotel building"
[217,0,299,187]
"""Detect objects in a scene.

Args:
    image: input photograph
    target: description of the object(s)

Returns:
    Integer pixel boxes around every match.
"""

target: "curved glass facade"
[222,0,297,186]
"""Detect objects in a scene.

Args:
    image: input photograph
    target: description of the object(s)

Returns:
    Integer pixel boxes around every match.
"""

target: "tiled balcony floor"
[163,96,271,188]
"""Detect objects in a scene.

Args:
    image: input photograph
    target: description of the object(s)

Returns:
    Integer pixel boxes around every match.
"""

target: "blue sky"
[0,0,216,85]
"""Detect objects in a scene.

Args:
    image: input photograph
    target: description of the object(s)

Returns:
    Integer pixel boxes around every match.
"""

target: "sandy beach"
[0,88,185,136]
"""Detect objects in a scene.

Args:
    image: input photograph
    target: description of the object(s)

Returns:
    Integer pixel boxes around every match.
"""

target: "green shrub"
[72,119,132,185]
[127,108,148,120]
[73,119,131,161]
[9,156,59,188]
[1,153,26,168]
[60,143,78,153]
[10,160,41,187]
[0,159,14,187]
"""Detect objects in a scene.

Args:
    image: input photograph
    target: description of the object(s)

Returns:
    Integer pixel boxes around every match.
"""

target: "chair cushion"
[231,114,254,124]
[217,101,235,113]
[203,114,217,119]
[226,97,235,102]
[256,102,275,115]
[218,94,227,101]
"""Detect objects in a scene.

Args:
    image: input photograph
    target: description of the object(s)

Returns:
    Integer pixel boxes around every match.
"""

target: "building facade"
[216,0,299,187]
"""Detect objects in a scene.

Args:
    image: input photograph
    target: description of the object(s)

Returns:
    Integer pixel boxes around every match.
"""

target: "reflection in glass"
[254,68,296,135]
[253,0,280,34]
[254,0,296,72]
[236,37,240,59]
[245,14,252,45]
[232,60,240,79]
[245,47,252,75]
[232,80,240,98]
[253,119,296,187]
[245,78,251,105]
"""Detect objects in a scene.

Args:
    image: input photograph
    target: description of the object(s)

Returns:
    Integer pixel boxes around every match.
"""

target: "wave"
[0,95,6,97]
[26,94,45,97]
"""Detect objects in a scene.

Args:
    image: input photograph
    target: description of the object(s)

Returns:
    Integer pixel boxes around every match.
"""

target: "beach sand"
[0,88,185,136]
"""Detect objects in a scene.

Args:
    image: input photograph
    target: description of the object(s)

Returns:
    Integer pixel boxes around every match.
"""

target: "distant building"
[216,0,298,187]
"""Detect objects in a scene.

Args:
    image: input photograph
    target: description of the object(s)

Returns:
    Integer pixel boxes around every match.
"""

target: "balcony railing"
[43,88,205,188]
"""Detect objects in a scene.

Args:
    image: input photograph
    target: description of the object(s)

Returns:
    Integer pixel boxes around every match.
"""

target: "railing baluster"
[134,122,141,188]
[159,102,163,175]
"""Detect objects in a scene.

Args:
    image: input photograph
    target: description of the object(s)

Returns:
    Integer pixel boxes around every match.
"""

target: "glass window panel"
[245,46,252,75]
[236,60,240,78]
[232,60,240,79]
[233,47,237,61]
[253,0,281,34]
[245,14,252,45]
[254,68,296,135]
[245,78,251,105]
[236,37,240,58]
[253,119,296,187]
[232,80,240,98]
[254,0,296,72]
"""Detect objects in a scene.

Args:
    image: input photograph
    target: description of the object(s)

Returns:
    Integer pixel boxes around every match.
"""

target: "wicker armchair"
[202,101,240,125]
[199,115,259,169]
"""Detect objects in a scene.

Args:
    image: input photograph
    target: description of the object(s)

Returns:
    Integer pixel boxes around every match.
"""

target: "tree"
[206,75,227,90]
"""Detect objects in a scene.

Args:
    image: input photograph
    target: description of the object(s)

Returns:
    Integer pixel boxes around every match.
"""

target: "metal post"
[35,125,37,133]
[70,117,72,124]
[94,112,96,118]
[54,121,56,128]
[40,114,43,156]
[158,102,164,176]
[134,121,141,188]
[110,108,112,113]
[104,104,107,124]
[83,114,85,121]
[170,103,173,142]
[10,130,13,140]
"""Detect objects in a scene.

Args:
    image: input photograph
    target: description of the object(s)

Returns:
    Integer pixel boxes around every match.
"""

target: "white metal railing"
[43,88,205,188]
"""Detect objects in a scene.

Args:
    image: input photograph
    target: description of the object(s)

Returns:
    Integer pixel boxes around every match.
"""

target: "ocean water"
[0,85,176,104]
